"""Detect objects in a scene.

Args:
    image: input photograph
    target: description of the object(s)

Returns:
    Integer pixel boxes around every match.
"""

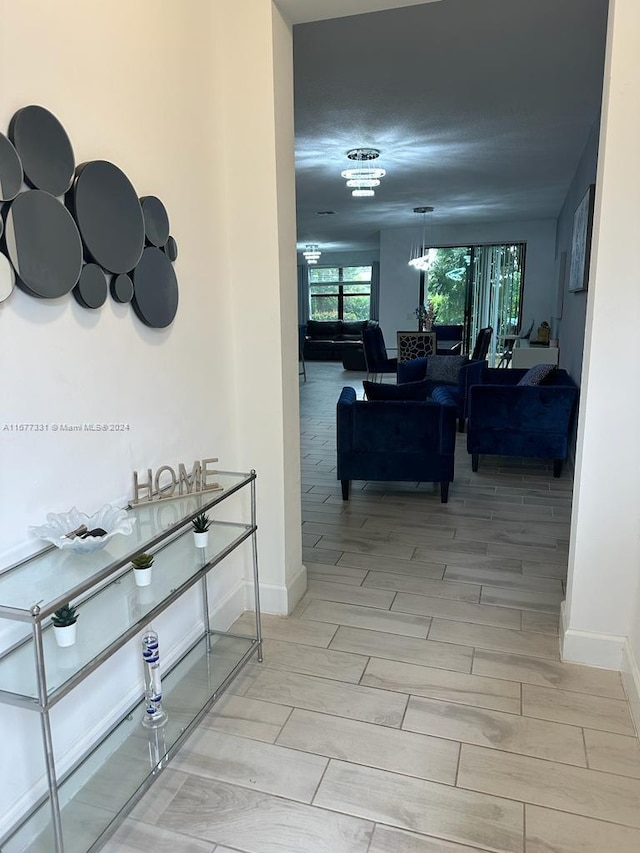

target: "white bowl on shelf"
[29,505,136,554]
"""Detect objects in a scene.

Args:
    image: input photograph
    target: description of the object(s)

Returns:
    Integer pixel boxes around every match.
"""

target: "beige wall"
[212,0,305,613]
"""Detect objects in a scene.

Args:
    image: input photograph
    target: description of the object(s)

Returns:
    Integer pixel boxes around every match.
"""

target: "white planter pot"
[193,531,209,549]
[133,567,153,587]
[54,623,77,648]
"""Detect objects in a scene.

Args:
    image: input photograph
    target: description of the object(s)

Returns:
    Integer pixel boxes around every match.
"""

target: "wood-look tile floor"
[105,363,640,853]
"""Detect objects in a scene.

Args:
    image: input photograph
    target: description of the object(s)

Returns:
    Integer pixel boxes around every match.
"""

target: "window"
[309,266,372,321]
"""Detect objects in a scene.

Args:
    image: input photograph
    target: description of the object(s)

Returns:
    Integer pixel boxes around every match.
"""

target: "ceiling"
[292,0,609,253]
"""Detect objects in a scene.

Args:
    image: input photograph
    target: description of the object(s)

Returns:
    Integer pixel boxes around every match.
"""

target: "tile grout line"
[581,726,589,768]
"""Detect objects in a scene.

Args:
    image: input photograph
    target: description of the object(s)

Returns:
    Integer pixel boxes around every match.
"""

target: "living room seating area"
[336,354,579,498]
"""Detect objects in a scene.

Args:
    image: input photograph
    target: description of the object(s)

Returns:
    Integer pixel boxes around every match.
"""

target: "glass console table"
[0,470,262,853]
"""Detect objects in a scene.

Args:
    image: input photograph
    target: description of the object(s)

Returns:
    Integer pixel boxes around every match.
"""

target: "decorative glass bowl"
[30,505,136,553]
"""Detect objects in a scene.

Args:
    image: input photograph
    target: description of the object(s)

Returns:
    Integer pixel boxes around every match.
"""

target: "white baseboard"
[209,578,246,631]
[561,605,626,671]
[622,639,640,738]
[286,562,308,613]
[560,601,628,669]
[244,562,307,615]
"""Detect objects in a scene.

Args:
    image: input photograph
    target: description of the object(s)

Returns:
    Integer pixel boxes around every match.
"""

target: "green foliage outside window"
[309,266,372,321]
[426,247,470,324]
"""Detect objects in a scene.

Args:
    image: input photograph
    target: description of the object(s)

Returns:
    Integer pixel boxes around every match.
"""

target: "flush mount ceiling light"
[341,148,386,198]
[409,206,435,271]
[303,244,321,264]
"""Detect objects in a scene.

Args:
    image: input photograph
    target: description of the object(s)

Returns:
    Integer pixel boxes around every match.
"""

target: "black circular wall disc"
[9,105,75,196]
[132,247,179,328]
[111,273,134,304]
[163,235,178,261]
[0,133,23,202]
[141,196,170,247]
[4,190,82,298]
[73,263,107,309]
[70,160,145,274]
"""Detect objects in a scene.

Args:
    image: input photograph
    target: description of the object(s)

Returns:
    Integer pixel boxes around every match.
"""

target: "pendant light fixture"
[303,244,321,265]
[408,206,435,271]
[341,148,386,198]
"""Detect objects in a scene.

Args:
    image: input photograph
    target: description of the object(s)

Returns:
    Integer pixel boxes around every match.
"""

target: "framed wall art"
[568,184,595,292]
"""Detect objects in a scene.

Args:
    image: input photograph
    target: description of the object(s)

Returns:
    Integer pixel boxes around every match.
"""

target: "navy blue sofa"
[466,367,579,477]
[336,386,457,502]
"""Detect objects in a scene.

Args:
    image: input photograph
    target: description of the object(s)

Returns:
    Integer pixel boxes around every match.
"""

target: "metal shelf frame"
[0,470,263,853]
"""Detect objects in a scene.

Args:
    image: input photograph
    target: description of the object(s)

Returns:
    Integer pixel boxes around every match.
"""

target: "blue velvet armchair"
[336,386,457,502]
[466,368,579,477]
[397,355,487,432]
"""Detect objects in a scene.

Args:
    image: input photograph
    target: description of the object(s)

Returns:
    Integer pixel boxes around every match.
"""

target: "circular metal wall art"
[73,263,107,309]
[140,196,170,247]
[110,273,134,304]
[70,160,145,274]
[163,235,178,261]
[132,247,178,328]
[0,252,15,302]
[9,105,75,197]
[4,190,83,298]
[0,133,23,202]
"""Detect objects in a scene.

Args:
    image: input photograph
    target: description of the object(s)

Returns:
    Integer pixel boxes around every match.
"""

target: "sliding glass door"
[426,243,525,364]
[469,244,525,364]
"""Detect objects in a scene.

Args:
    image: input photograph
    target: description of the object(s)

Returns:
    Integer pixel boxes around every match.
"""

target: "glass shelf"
[0,471,252,619]
[0,467,261,853]
[4,633,258,853]
[0,523,253,704]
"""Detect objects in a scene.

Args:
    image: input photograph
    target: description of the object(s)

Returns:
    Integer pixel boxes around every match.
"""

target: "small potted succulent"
[131,552,154,587]
[191,512,211,548]
[52,603,79,647]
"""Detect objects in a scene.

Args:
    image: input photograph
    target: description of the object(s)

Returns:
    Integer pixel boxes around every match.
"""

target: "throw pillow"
[517,363,557,386]
[425,355,468,384]
[363,379,431,401]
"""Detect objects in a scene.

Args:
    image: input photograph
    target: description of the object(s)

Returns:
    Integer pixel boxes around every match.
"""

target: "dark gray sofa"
[303,319,378,361]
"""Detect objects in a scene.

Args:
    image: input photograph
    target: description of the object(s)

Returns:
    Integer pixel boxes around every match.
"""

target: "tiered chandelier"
[341,148,386,198]
[303,244,321,264]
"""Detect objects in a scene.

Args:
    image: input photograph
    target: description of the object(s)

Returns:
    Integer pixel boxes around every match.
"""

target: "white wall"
[563,0,640,705]
[0,0,301,836]
[554,120,600,382]
[378,219,557,349]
